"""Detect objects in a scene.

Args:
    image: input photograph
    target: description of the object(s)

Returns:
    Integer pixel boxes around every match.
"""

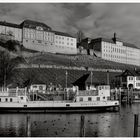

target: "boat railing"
[1,87,28,97]
[78,90,98,96]
[28,100,73,104]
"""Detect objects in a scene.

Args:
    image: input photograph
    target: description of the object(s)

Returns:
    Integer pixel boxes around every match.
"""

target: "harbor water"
[0,103,140,137]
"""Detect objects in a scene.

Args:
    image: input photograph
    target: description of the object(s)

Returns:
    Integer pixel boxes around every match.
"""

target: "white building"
[90,33,140,66]
[20,20,55,53]
[0,20,77,54]
[54,31,77,54]
[0,21,22,42]
[118,69,140,89]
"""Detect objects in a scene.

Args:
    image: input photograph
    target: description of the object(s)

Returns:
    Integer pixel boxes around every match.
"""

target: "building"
[54,31,77,54]
[20,20,55,53]
[116,69,140,89]
[0,20,77,54]
[78,38,92,55]
[0,21,22,42]
[90,33,140,66]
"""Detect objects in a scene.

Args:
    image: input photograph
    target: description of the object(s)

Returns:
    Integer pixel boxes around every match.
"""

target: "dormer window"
[36,26,43,31]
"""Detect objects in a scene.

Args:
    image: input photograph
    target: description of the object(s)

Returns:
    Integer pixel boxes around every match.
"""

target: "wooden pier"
[112,88,138,104]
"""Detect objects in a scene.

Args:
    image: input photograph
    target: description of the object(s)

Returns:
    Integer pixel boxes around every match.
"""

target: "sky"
[0,3,140,47]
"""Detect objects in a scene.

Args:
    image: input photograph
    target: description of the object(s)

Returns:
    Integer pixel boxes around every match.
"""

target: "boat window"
[0,98,1,102]
[20,97,23,100]
[5,98,8,102]
[66,104,70,107]
[97,97,100,101]
[39,86,43,90]
[79,97,83,102]
[10,98,12,102]
[88,97,92,101]
[103,96,105,99]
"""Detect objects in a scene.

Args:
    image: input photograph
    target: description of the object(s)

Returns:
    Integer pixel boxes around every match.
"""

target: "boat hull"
[0,101,119,113]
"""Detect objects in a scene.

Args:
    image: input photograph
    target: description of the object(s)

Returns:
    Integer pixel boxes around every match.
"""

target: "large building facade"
[0,20,77,54]
[90,33,140,66]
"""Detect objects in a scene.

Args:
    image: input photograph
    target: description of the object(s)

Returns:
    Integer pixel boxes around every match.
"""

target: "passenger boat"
[0,85,119,113]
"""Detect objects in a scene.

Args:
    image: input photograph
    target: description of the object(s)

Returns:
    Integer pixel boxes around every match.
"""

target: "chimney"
[113,32,116,43]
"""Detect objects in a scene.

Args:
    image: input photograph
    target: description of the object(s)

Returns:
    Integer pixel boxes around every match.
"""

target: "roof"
[86,73,104,85]
[72,74,90,86]
[54,31,75,38]
[116,69,140,77]
[91,37,139,49]
[0,21,21,28]
[20,19,52,31]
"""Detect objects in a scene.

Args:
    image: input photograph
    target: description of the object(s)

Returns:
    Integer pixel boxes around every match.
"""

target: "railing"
[0,87,27,97]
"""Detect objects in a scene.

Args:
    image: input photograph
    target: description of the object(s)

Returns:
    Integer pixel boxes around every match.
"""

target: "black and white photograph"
[0,1,140,137]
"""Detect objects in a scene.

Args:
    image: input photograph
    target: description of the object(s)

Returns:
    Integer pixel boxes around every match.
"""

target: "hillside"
[25,52,140,71]
[11,68,120,88]
[0,39,140,89]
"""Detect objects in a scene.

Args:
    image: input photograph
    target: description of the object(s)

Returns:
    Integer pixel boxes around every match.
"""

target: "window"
[88,97,92,101]
[0,98,1,102]
[79,97,83,102]
[107,96,110,100]
[20,97,23,100]
[136,77,140,80]
[39,86,43,90]
[136,83,140,87]
[38,40,42,43]
[5,98,8,102]
[97,97,100,101]
[10,98,12,102]
[103,96,105,99]
[129,77,133,80]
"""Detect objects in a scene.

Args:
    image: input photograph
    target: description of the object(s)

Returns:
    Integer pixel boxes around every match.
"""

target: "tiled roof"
[91,37,139,49]
[0,21,21,28]
[20,19,52,31]
[54,31,75,38]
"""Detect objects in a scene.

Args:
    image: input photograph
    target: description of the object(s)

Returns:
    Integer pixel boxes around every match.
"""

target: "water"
[0,103,140,137]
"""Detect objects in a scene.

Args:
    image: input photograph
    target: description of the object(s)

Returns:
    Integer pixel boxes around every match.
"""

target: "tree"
[0,51,19,88]
[76,30,85,44]
[5,40,21,52]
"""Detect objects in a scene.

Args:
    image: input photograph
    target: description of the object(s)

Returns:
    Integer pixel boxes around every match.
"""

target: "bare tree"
[0,51,19,89]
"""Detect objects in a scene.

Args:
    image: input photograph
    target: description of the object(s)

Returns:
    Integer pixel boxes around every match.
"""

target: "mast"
[65,70,68,100]
[91,71,93,86]
[107,70,110,85]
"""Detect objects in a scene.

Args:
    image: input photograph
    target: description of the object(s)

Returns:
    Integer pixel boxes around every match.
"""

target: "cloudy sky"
[0,3,140,47]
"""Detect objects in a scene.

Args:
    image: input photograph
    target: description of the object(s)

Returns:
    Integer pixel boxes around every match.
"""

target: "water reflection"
[0,103,140,137]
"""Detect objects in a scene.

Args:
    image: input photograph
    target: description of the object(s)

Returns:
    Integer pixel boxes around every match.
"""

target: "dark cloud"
[0,3,140,47]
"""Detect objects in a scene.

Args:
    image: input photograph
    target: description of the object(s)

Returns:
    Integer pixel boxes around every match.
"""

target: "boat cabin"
[75,85,110,102]
[30,84,46,93]
[0,88,28,103]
